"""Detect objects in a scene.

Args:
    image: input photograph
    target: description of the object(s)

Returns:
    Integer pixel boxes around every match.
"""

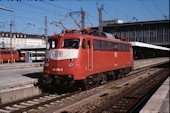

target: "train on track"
[0,48,45,62]
[39,29,134,90]
[0,48,20,62]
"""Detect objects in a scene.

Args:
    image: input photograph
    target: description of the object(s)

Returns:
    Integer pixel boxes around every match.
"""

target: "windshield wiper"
[69,43,77,48]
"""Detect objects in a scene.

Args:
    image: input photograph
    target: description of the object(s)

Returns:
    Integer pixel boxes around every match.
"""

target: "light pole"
[10,21,14,63]
[0,6,14,63]
[97,3,104,32]
[0,21,5,62]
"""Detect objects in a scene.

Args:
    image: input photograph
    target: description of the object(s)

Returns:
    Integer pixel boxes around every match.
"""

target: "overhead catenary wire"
[0,1,100,34]
[0,1,78,34]
[0,12,63,35]
[0,12,45,22]
[103,3,136,22]
[139,0,158,20]
[19,2,66,17]
[1,1,98,28]
[43,0,74,12]
[0,3,62,23]
[152,0,168,19]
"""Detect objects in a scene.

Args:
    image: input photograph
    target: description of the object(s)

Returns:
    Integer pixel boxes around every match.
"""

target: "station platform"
[0,66,42,103]
[131,42,169,60]
[134,57,169,70]
[0,62,43,70]
[140,77,169,113]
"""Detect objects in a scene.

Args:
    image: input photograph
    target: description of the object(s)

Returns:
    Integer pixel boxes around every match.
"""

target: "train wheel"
[101,73,107,83]
[75,80,87,90]
[96,73,107,84]
[86,76,94,86]
[114,70,121,80]
[106,71,114,80]
[37,75,52,93]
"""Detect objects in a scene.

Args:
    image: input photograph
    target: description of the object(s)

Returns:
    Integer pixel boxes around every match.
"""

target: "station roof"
[104,20,169,27]
[131,42,170,51]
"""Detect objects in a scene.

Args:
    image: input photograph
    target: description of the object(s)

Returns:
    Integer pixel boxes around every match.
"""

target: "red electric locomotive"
[42,29,134,89]
[0,48,20,62]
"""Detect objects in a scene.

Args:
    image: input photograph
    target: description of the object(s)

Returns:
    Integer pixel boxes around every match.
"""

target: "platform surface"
[134,57,169,70]
[0,62,43,70]
[0,67,42,91]
[140,77,169,113]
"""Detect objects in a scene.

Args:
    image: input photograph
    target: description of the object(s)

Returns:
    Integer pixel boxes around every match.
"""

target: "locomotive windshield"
[47,39,58,49]
[62,39,80,49]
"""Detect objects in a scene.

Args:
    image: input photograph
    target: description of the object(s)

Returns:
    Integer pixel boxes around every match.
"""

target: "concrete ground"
[0,62,43,70]
[0,67,43,104]
[0,67,43,91]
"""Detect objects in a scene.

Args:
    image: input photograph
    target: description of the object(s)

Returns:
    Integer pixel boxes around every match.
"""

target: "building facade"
[0,32,46,49]
[102,20,169,47]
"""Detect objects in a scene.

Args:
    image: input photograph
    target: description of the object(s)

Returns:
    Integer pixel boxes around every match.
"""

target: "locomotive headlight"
[45,63,49,67]
[68,63,73,67]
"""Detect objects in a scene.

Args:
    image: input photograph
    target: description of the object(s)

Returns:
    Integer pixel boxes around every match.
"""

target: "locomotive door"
[87,39,93,70]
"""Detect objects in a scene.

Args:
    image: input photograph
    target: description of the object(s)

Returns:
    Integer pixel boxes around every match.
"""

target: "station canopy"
[130,42,170,51]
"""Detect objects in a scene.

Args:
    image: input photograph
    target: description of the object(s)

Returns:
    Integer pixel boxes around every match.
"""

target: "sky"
[0,0,169,36]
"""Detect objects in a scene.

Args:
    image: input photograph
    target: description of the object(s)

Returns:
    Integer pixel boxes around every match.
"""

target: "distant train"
[39,29,134,89]
[0,48,20,62]
[0,48,45,62]
[20,51,45,62]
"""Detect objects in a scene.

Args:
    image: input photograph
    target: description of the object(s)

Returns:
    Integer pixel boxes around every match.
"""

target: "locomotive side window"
[52,41,55,48]
[108,42,114,50]
[82,39,86,49]
[113,43,118,51]
[94,39,101,50]
[94,39,130,51]
[63,39,80,49]
[48,39,58,49]
[87,40,91,48]
[118,43,130,51]
[101,41,108,50]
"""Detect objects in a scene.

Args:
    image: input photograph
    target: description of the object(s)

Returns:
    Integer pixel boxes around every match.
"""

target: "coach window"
[82,39,86,49]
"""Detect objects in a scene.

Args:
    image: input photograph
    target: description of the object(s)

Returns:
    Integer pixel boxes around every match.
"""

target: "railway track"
[96,68,169,113]
[58,68,168,113]
[0,64,168,113]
